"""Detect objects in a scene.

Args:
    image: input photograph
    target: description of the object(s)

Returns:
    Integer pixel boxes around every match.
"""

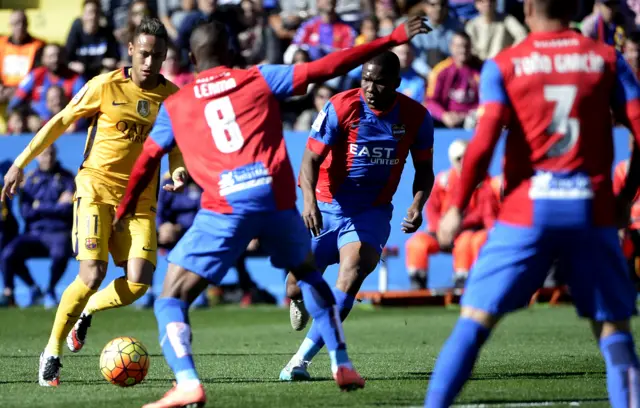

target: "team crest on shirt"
[85,238,99,250]
[391,124,406,139]
[137,100,150,118]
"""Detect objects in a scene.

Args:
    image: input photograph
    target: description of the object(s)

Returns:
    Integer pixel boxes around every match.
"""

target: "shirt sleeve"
[306,100,340,157]
[149,105,177,151]
[257,65,296,100]
[479,59,510,106]
[411,111,434,161]
[14,78,102,168]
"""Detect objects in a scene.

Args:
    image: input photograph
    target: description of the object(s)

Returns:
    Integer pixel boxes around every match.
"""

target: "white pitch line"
[407,402,583,408]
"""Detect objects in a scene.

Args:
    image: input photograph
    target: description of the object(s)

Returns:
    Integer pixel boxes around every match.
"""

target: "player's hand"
[1,165,24,203]
[302,201,323,237]
[437,207,462,247]
[391,16,432,44]
[58,191,74,204]
[163,168,188,193]
[112,217,125,232]
[401,206,423,233]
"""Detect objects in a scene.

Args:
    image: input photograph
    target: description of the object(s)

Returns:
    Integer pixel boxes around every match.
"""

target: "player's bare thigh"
[160,263,209,304]
[285,243,380,298]
[335,241,380,295]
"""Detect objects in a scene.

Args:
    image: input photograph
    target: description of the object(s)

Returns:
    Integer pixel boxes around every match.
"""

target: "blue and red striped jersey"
[306,88,434,212]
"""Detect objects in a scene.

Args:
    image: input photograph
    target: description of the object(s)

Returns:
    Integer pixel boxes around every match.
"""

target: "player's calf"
[65,260,107,353]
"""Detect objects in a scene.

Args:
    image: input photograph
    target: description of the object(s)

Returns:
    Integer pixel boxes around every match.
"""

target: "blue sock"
[425,318,490,408]
[296,272,350,370]
[154,297,200,387]
[600,331,640,408]
[297,288,356,362]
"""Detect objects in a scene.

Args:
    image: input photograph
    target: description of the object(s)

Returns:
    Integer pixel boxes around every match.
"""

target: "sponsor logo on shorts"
[85,238,99,250]
[142,246,155,252]
[150,206,156,213]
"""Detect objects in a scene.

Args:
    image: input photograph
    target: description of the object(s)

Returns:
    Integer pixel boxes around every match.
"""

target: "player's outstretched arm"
[293,16,431,92]
[2,81,100,202]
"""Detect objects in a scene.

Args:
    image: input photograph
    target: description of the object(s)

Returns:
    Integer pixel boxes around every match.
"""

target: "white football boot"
[289,299,310,331]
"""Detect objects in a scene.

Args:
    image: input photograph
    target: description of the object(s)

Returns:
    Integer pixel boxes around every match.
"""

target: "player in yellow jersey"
[1,18,185,387]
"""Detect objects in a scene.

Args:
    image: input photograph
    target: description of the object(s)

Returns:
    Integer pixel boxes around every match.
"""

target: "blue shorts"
[462,222,637,322]
[312,202,392,271]
[168,209,310,284]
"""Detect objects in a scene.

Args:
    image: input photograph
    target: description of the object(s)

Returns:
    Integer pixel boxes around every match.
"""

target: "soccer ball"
[99,336,150,387]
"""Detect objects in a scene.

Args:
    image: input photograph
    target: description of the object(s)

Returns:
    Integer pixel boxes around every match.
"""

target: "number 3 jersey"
[149,64,312,214]
[474,29,640,228]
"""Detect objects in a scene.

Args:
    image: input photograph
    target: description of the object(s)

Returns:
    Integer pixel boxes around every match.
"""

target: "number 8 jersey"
[150,65,312,214]
[474,29,640,228]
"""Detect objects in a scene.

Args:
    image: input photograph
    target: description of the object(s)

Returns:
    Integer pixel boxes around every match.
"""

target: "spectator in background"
[356,16,379,45]
[0,160,18,305]
[393,43,425,102]
[66,0,120,80]
[405,140,470,290]
[0,145,74,308]
[176,0,243,66]
[238,0,268,65]
[0,10,44,134]
[449,0,479,21]
[625,31,640,78]
[5,110,28,135]
[263,0,307,64]
[293,84,336,130]
[0,10,44,104]
[286,0,357,61]
[158,0,199,41]
[160,44,194,87]
[115,0,151,65]
[7,44,86,121]
[582,0,627,51]
[465,0,527,60]
[410,0,464,78]
[35,85,85,132]
[425,31,481,128]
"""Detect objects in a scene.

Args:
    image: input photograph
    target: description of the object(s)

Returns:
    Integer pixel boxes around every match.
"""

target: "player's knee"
[78,260,108,290]
[460,306,500,329]
[125,258,156,285]
[160,264,207,303]
[592,320,631,339]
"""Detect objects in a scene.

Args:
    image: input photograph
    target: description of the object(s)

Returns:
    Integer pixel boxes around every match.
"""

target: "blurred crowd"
[2,0,640,135]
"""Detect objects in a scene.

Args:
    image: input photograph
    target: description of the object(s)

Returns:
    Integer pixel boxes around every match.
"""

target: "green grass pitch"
[0,305,629,407]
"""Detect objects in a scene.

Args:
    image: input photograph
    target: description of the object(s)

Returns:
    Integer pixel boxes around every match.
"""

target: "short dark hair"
[83,0,101,8]
[190,20,229,60]
[628,31,640,46]
[367,50,401,78]
[134,17,169,43]
[534,0,578,21]
[452,30,472,43]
